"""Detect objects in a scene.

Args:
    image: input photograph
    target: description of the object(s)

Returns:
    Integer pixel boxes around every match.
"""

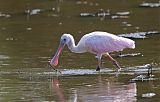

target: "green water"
[0,0,160,102]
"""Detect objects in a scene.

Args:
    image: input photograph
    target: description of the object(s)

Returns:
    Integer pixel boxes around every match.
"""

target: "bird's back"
[81,31,135,54]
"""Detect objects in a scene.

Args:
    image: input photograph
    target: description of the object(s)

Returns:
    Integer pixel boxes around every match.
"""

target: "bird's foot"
[96,66,101,71]
[117,68,121,72]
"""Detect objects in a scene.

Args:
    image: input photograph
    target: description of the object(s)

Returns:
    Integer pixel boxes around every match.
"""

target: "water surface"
[0,0,160,102]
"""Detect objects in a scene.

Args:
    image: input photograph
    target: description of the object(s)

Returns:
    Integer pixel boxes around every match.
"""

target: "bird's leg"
[95,55,102,71]
[96,59,101,71]
[104,53,121,71]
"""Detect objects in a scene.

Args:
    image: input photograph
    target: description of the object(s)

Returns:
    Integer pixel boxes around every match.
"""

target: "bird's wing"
[84,33,135,54]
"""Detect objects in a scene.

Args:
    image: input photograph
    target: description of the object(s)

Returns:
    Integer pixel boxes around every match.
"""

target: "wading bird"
[50,31,135,71]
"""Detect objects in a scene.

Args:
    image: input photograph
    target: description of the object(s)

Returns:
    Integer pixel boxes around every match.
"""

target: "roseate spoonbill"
[50,31,135,71]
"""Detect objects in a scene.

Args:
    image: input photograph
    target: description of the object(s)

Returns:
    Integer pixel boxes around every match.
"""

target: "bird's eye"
[63,39,66,41]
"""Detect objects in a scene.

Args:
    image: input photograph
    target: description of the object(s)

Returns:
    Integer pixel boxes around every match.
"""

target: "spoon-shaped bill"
[50,42,65,67]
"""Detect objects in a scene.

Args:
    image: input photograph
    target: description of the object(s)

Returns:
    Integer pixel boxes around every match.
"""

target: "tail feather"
[119,37,135,49]
[127,39,135,49]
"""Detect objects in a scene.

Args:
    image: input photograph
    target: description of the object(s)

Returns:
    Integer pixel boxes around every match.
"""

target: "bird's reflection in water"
[50,75,137,102]
[51,78,65,102]
[78,75,137,102]
[51,77,78,102]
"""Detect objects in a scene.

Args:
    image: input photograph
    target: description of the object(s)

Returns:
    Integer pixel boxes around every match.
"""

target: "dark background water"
[0,0,160,102]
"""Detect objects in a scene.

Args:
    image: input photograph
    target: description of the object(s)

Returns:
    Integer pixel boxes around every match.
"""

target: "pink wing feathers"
[84,32,135,54]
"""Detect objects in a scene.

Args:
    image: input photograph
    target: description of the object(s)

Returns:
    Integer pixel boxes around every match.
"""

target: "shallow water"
[0,0,160,102]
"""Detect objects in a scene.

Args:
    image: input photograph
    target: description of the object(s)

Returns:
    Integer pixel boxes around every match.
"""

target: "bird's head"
[60,34,72,44]
[50,34,71,67]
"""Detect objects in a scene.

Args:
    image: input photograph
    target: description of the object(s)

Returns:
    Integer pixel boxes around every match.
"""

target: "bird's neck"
[67,36,78,53]
[67,35,83,53]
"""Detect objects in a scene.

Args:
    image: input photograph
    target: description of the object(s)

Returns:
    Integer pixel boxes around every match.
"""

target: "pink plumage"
[50,31,135,71]
[84,31,135,54]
